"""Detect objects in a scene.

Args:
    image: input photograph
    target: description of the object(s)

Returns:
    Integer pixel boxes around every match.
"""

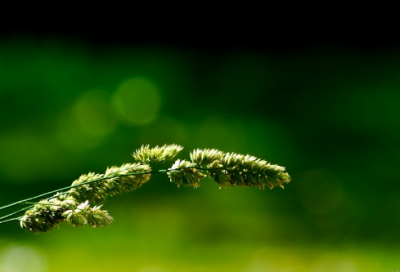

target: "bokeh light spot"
[139,266,170,272]
[0,244,48,272]
[57,90,116,152]
[311,253,359,272]
[73,90,117,137]
[112,77,161,126]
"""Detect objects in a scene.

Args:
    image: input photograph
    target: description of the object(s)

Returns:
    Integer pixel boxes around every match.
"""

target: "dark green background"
[0,36,398,271]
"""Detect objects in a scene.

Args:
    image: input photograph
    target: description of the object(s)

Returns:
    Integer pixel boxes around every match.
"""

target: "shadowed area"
[0,36,399,271]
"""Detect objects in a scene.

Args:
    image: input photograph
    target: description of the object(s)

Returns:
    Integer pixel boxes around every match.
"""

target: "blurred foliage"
[0,36,400,271]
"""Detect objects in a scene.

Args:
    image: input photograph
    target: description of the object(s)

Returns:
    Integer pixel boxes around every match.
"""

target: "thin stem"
[0,172,149,211]
[0,166,259,226]
[0,217,22,224]
[23,202,58,205]
[0,204,35,221]
[0,166,218,212]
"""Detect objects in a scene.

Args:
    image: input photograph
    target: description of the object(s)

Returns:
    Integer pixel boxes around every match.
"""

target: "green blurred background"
[0,35,399,271]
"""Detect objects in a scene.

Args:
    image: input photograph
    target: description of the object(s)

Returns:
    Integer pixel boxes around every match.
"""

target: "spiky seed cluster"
[18,144,291,234]
[132,144,183,163]
[63,201,113,228]
[190,149,224,165]
[168,149,291,189]
[20,197,114,233]
[215,152,291,189]
[20,160,153,233]
[167,160,207,188]
[20,145,181,233]
[19,198,73,233]
[70,163,151,205]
